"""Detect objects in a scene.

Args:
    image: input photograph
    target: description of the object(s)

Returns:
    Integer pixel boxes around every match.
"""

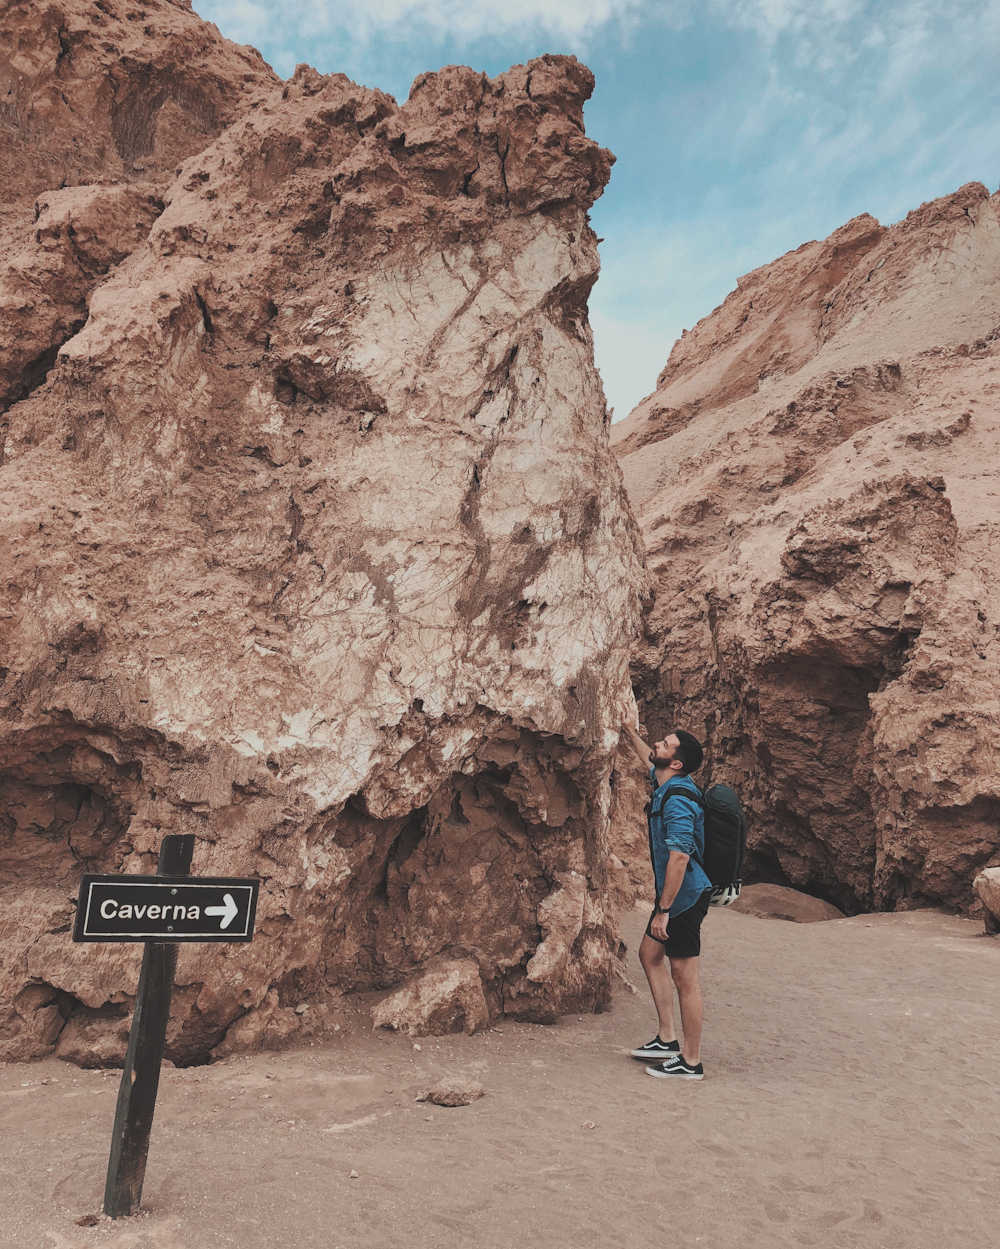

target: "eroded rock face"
[614,183,1000,916]
[0,5,645,1064]
[0,0,278,415]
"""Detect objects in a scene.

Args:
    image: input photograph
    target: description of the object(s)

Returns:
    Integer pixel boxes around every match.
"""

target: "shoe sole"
[630,1048,681,1061]
[645,1065,704,1080]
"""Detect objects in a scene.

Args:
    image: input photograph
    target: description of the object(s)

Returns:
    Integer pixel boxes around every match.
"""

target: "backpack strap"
[660,784,705,808]
[650,784,703,818]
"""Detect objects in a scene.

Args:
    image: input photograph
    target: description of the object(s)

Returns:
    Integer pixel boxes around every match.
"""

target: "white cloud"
[196,0,650,50]
[198,1,1000,95]
[709,0,1000,89]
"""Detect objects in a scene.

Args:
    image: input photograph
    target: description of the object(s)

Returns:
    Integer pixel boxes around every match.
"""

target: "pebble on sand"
[415,1076,485,1107]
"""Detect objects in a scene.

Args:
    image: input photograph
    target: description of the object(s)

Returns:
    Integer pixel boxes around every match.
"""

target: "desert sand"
[3,904,997,1249]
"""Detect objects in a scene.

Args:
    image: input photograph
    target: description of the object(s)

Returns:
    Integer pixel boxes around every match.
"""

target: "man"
[620,708,712,1080]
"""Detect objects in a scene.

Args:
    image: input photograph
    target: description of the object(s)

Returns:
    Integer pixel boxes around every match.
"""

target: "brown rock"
[0,0,276,209]
[729,884,846,923]
[973,868,1000,933]
[0,186,164,411]
[614,182,1000,916]
[211,989,300,1058]
[0,983,65,1061]
[0,4,644,1063]
[416,1075,484,1106]
[371,959,489,1038]
[54,1007,130,1068]
[0,0,278,412]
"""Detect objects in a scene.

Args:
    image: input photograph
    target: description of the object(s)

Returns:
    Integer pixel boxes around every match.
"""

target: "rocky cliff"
[613,183,1000,917]
[0,1,645,1064]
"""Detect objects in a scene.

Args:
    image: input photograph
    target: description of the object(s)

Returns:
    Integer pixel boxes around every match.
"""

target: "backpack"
[660,782,748,907]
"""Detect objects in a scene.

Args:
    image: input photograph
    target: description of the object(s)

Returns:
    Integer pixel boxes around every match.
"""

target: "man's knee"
[639,935,665,970]
[668,955,700,988]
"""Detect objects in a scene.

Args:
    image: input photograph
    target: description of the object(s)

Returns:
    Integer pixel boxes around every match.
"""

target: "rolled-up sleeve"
[663,797,698,856]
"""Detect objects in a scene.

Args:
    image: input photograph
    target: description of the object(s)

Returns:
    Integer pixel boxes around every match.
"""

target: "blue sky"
[193,1,1000,420]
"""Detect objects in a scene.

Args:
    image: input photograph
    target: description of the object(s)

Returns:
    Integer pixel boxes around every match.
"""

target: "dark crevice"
[56,28,72,67]
[194,289,214,335]
[1,321,86,421]
[497,137,510,198]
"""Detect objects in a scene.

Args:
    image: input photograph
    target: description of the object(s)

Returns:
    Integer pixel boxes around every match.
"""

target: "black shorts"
[645,889,711,959]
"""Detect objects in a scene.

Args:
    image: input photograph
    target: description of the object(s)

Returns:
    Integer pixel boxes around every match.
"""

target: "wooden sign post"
[72,835,259,1219]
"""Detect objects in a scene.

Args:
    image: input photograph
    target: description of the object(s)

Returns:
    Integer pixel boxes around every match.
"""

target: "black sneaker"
[630,1036,681,1061]
[646,1055,704,1080]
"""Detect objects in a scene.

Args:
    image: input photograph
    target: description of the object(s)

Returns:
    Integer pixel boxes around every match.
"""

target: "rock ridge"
[614,182,1000,917]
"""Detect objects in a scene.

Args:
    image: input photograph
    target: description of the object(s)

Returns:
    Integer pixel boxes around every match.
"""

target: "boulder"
[54,1008,130,1069]
[0,984,66,1061]
[973,868,1000,933]
[211,989,301,1058]
[729,884,846,924]
[371,959,489,1038]
[0,2,645,1063]
[416,1076,484,1106]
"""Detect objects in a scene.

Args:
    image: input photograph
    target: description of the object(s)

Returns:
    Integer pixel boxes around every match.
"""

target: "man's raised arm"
[620,706,653,771]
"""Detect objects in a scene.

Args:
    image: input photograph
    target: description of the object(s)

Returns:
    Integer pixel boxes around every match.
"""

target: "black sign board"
[74,875,258,943]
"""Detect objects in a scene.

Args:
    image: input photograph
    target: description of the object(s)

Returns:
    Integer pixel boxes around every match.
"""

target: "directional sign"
[73,875,258,943]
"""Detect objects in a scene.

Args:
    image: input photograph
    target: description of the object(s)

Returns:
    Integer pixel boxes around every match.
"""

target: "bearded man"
[620,709,712,1080]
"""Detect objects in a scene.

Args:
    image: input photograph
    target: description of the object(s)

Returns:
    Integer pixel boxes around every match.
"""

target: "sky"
[193,1,1000,420]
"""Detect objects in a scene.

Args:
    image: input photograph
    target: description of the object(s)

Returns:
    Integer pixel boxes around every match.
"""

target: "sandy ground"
[2,904,998,1249]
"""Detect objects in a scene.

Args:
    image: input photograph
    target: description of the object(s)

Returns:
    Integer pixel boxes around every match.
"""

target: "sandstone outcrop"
[614,183,1000,916]
[0,2,645,1064]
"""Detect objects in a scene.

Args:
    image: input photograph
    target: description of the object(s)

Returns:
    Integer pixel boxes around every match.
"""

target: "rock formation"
[973,868,1000,933]
[729,884,845,924]
[613,183,1000,917]
[0,1,645,1064]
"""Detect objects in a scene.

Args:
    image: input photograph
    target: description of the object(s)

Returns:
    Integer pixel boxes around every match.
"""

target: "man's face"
[651,732,683,771]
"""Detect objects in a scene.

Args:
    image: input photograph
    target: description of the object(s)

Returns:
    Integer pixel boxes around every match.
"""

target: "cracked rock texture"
[614,183,1000,918]
[0,1,645,1064]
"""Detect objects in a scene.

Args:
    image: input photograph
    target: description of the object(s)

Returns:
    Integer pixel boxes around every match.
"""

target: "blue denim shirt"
[648,767,712,917]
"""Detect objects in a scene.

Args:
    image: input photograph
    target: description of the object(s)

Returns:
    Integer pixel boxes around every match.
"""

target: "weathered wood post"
[103,833,194,1218]
[73,838,258,1217]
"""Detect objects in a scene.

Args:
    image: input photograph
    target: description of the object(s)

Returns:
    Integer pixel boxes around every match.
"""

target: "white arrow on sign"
[204,893,238,930]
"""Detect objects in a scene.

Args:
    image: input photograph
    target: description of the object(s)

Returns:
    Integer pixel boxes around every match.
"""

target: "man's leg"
[668,956,703,1065]
[638,934,677,1043]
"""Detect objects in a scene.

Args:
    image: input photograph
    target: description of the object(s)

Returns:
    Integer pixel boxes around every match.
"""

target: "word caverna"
[74,876,258,943]
[101,900,206,921]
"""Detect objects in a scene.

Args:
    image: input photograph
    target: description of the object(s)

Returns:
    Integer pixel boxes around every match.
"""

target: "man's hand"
[649,910,669,941]
[619,702,653,770]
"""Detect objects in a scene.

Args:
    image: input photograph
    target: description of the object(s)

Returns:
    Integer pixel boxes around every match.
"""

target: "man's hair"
[671,729,704,776]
